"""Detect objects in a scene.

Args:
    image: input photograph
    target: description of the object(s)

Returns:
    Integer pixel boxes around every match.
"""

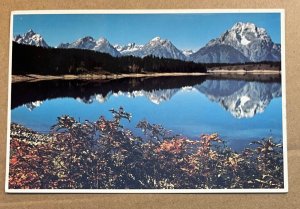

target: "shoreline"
[12,70,281,83]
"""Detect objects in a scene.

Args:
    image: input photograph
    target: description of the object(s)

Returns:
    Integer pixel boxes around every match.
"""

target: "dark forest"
[12,42,281,76]
[12,42,208,75]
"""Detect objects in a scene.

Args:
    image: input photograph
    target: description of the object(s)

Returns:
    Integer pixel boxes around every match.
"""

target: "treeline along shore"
[12,42,281,78]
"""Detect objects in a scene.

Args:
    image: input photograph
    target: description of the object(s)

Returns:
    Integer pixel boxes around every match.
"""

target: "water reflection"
[195,80,281,118]
[13,75,281,119]
[11,75,283,144]
[11,76,206,109]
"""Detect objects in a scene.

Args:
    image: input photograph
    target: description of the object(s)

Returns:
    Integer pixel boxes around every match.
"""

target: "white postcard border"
[6,9,287,194]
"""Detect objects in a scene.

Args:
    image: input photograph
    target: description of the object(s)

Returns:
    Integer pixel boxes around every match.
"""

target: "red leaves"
[10,157,18,165]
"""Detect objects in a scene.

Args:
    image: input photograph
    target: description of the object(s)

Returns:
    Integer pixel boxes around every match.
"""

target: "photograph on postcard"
[6,10,287,193]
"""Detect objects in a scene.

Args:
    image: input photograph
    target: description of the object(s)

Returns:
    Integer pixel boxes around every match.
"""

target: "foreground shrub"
[9,108,284,189]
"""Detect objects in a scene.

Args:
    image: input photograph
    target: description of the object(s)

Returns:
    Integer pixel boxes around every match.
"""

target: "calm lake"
[11,75,283,149]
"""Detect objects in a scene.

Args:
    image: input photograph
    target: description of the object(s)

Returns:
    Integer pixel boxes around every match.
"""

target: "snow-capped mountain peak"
[96,37,108,44]
[150,36,163,44]
[57,36,121,57]
[24,29,36,37]
[141,36,186,60]
[210,22,278,61]
[230,22,270,44]
[69,36,96,50]
[151,36,161,42]
[232,22,256,31]
[149,37,172,47]
[191,22,280,63]
[93,37,121,57]
[13,29,49,48]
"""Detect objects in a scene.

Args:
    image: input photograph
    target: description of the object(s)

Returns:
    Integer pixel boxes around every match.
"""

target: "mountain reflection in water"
[12,75,281,119]
[11,75,283,145]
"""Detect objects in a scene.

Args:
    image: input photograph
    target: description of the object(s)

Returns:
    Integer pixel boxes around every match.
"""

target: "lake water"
[11,75,283,149]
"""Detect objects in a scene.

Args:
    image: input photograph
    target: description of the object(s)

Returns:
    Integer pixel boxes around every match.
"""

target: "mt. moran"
[190,22,281,63]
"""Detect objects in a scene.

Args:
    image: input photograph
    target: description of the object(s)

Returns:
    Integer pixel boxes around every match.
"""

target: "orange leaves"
[9,137,44,189]
[226,153,244,171]
[10,157,18,165]
[155,138,189,154]
[200,133,221,145]
[196,133,222,157]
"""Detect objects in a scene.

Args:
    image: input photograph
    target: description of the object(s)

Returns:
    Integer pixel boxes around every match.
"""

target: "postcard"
[6,9,287,193]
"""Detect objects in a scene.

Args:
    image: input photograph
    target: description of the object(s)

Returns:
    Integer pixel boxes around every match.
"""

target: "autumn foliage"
[9,108,284,189]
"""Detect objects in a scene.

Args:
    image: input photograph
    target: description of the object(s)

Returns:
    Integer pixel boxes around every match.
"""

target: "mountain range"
[13,22,281,63]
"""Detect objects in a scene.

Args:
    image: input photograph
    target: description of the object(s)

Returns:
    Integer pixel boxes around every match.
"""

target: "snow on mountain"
[131,89,179,104]
[141,37,186,60]
[76,91,113,104]
[194,22,280,63]
[13,29,49,48]
[182,49,195,57]
[93,37,121,57]
[114,37,186,60]
[114,43,144,57]
[195,80,281,118]
[73,88,180,105]
[24,100,43,111]
[67,36,96,50]
[58,36,121,57]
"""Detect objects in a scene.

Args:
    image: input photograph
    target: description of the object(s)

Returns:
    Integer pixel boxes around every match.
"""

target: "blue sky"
[13,13,281,50]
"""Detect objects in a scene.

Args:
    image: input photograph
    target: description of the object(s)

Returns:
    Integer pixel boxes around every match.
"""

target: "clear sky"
[13,12,281,50]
